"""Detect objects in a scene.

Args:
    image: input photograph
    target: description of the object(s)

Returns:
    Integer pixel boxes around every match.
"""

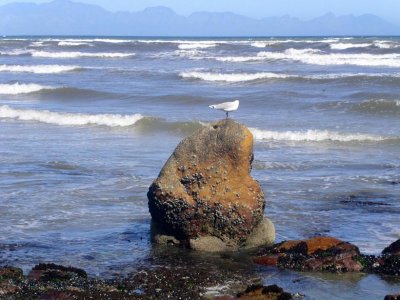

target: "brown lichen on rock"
[148,119,266,246]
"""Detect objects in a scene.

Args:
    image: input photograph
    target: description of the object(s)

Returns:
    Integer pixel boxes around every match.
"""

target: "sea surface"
[0,36,399,299]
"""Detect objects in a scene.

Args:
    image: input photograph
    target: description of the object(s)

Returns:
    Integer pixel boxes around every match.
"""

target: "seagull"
[209,100,239,119]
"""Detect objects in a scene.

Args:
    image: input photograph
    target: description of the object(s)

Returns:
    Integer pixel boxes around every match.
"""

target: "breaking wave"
[250,128,394,142]
[329,43,371,50]
[0,105,145,127]
[0,64,81,74]
[216,48,400,67]
[30,51,135,58]
[178,43,216,50]
[179,71,295,82]
[0,83,54,95]
[57,41,92,47]
[179,71,400,83]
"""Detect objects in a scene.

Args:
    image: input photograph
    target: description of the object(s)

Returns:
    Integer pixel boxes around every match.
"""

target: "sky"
[0,0,400,24]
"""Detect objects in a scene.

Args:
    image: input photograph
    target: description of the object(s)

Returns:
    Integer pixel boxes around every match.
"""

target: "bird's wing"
[210,101,234,110]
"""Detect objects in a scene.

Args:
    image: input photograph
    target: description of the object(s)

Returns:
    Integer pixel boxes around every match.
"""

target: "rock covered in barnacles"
[148,119,274,250]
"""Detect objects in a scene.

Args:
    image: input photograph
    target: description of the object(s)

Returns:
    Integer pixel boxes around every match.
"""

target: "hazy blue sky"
[1,0,400,23]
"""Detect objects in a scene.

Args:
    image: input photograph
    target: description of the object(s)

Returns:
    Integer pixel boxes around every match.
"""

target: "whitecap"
[330,43,371,50]
[30,50,135,58]
[178,42,216,50]
[256,49,400,67]
[0,64,81,74]
[250,128,390,142]
[58,41,92,46]
[179,71,294,82]
[0,83,54,95]
[0,105,145,127]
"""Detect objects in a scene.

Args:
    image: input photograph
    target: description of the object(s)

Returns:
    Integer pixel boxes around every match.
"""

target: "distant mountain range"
[0,0,399,36]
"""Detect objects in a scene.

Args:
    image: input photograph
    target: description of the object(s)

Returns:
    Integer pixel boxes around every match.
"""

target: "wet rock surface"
[148,119,271,249]
[0,260,261,300]
[2,237,400,299]
[254,237,400,276]
[254,237,363,272]
[217,284,293,300]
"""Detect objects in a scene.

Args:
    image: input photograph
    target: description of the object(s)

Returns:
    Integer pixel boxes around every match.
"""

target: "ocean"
[0,36,399,298]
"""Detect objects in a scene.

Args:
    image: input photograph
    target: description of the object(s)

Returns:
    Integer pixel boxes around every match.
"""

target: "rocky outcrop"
[148,119,273,250]
[383,239,400,256]
[254,237,363,272]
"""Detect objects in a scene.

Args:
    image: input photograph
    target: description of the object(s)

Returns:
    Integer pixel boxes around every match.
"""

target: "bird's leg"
[226,111,228,119]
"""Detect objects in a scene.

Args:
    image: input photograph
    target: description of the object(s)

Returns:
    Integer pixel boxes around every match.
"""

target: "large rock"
[148,119,270,249]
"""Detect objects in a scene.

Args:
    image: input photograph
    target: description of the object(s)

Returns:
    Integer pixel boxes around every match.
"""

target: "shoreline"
[1,236,399,299]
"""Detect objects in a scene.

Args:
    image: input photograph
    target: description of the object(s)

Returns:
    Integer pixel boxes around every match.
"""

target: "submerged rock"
[217,284,293,300]
[148,119,273,250]
[254,237,363,273]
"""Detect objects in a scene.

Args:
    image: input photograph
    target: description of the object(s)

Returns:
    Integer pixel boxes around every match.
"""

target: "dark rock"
[0,267,23,281]
[383,239,400,256]
[0,267,23,298]
[28,263,87,282]
[385,294,400,300]
[255,237,363,273]
[235,284,293,299]
[253,255,279,267]
[376,255,400,276]
[148,119,273,250]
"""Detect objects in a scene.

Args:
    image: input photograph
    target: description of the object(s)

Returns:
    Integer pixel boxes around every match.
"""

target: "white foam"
[215,56,266,62]
[173,49,206,59]
[256,48,400,67]
[250,128,389,142]
[30,41,46,47]
[307,72,400,79]
[211,47,400,67]
[30,38,132,44]
[250,41,272,48]
[179,71,294,82]
[30,51,135,58]
[90,38,132,44]
[0,105,145,127]
[0,64,81,74]
[374,41,398,49]
[58,41,92,46]
[0,83,54,95]
[178,42,216,50]
[330,43,371,50]
[180,71,400,82]
[216,48,320,63]
[0,49,30,56]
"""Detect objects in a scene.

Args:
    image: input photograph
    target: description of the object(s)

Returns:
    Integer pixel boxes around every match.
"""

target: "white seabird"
[209,100,239,119]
